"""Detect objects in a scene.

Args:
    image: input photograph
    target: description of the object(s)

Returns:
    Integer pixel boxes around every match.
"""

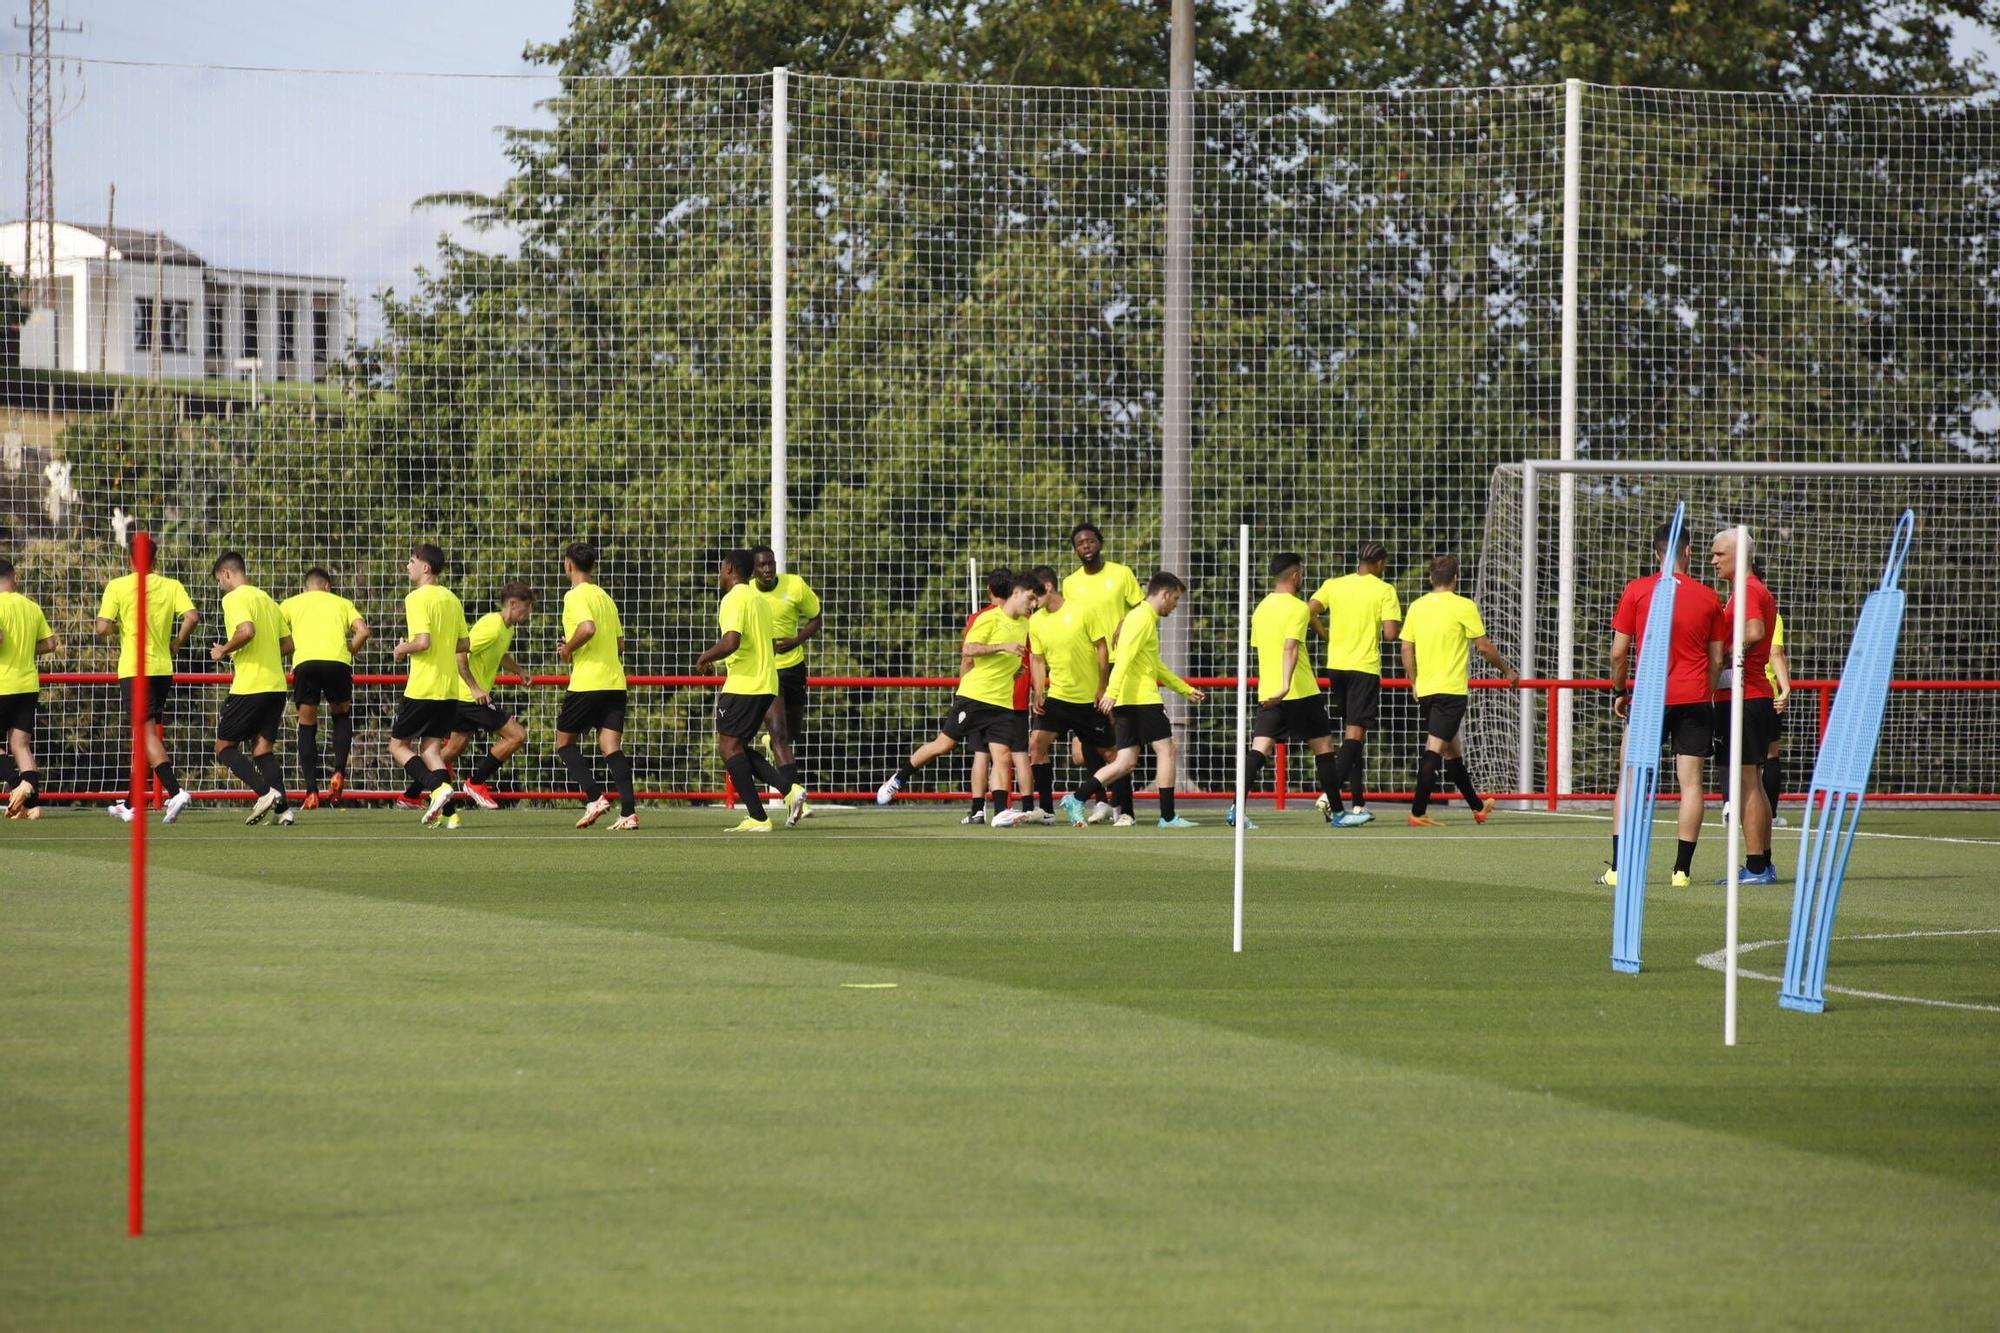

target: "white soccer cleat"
[1037,809,1056,825]
[246,790,280,826]
[1315,792,1331,815]
[1086,801,1115,825]
[783,784,811,828]
[160,790,192,825]
[421,783,454,827]
[5,779,31,817]
[1112,813,1136,828]
[875,774,902,806]
[960,809,985,825]
[608,814,640,832]
[276,808,297,827]
[108,800,135,824]
[991,808,1026,828]
[575,795,613,829]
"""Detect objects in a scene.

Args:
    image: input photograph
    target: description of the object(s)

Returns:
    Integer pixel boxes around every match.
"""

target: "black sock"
[402,756,433,791]
[778,761,800,792]
[985,790,1001,822]
[1348,740,1367,808]
[1445,758,1481,810]
[556,742,601,801]
[1747,851,1771,874]
[1072,775,1106,804]
[1158,787,1176,821]
[330,713,353,777]
[296,723,319,792]
[1112,776,1135,816]
[151,761,180,799]
[403,779,423,799]
[427,767,457,815]
[1314,751,1342,814]
[1612,834,1620,864]
[20,769,39,809]
[1675,839,1697,874]
[1032,762,1055,812]
[1762,756,1783,816]
[255,753,289,808]
[470,751,504,784]
[1329,737,1362,803]
[1243,747,1267,793]
[607,750,635,817]
[1017,788,1034,813]
[967,794,983,816]
[892,763,916,786]
[1413,751,1441,816]
[725,752,767,820]
[0,755,15,789]
[748,753,785,796]
[219,747,269,795]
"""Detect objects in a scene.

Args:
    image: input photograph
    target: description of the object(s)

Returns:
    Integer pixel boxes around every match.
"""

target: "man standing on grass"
[753,544,820,823]
[389,543,478,831]
[1400,555,1517,828]
[209,553,298,828]
[697,548,804,833]
[1711,529,1781,883]
[97,538,200,825]
[1060,571,1205,830]
[1599,522,1725,888]
[1238,553,1349,832]
[553,542,636,831]
[280,567,370,809]
[1308,540,1401,824]
[0,558,59,820]
[959,568,1017,824]
[445,580,536,812]
[1024,564,1118,828]
[1062,523,1144,642]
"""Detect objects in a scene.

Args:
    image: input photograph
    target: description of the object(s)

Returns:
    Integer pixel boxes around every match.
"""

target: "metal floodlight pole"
[770,66,790,570]
[1159,0,1194,713]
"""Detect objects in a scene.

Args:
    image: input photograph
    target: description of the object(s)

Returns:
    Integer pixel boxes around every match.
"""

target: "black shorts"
[939,695,1018,750]
[1662,702,1715,758]
[292,660,353,708]
[775,664,808,733]
[455,700,514,735]
[556,689,628,736]
[1112,703,1174,749]
[1723,698,1782,769]
[391,696,458,742]
[216,691,288,744]
[1002,704,1030,751]
[1326,670,1382,730]
[1033,696,1114,750]
[1418,694,1468,743]
[1772,708,1788,742]
[716,691,775,742]
[123,675,173,724]
[0,691,36,736]
[1255,694,1333,743]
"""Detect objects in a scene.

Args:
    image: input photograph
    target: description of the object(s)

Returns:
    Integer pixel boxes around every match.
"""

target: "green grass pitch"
[4,804,1996,1328]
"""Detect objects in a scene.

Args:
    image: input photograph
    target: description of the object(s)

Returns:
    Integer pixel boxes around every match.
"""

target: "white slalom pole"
[968,557,978,615]
[1233,524,1249,953]
[1725,524,1748,1047]
[770,66,789,570]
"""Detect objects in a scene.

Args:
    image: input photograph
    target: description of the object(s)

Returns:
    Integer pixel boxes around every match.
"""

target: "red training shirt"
[1716,573,1779,703]
[1611,572,1726,707]
[964,604,1032,709]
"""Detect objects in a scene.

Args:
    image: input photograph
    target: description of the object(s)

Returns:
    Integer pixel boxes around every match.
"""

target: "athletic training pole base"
[1610,502,1686,974]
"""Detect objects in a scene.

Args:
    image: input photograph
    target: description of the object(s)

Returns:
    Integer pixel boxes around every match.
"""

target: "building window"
[133,298,191,354]
[242,291,261,360]
[277,305,296,364]
[205,293,226,360]
[311,305,330,363]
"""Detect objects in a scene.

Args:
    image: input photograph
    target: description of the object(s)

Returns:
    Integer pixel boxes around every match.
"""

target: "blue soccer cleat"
[1157,815,1199,829]
[1718,865,1780,885]
[1059,794,1088,827]
[1224,804,1256,830]
[1332,809,1374,829]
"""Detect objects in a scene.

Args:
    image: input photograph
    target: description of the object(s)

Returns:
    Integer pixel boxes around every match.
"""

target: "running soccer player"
[1399,555,1517,827]
[209,553,297,827]
[876,572,1041,822]
[0,558,59,820]
[1061,523,1144,639]
[1308,540,1400,824]
[1711,529,1780,882]
[96,539,199,825]
[1022,564,1118,828]
[752,544,820,821]
[554,542,637,831]
[1239,553,1349,831]
[280,568,371,809]
[444,580,535,812]
[388,543,478,829]
[962,567,1036,823]
[696,548,805,833]
[1599,522,1725,888]
[1059,571,1205,829]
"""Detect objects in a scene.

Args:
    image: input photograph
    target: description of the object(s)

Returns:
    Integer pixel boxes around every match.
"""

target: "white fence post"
[771,66,790,570]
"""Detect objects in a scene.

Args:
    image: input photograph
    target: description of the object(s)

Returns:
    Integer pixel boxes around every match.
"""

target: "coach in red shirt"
[1712,528,1782,883]
[1602,522,1726,887]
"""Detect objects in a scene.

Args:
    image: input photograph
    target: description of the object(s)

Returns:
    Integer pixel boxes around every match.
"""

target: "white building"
[0,221,353,383]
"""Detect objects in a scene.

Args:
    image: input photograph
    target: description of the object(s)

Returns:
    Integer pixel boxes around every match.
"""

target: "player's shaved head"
[303,567,333,589]
[210,551,247,579]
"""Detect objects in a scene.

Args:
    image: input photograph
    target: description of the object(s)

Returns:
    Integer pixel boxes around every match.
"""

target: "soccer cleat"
[1157,815,1199,829]
[1332,809,1374,829]
[1597,866,1617,887]
[1771,815,1790,828]
[1059,794,1088,827]
[161,789,192,825]
[1717,865,1781,885]
[1037,809,1056,825]
[302,791,322,811]
[460,781,501,811]
[1086,800,1114,825]
[991,807,1027,828]
[1473,798,1497,825]
[1112,813,1136,828]
[422,783,454,826]
[1224,804,1257,830]
[246,790,280,826]
[394,793,426,810]
[782,784,810,828]
[874,773,902,806]
[1671,870,1692,888]
[427,811,461,831]
[726,815,772,834]
[609,814,640,831]
[1315,792,1331,815]
[1407,813,1443,828]
[326,771,346,804]
[20,806,38,820]
[959,808,985,825]
[276,808,297,827]
[108,800,135,824]
[575,795,613,829]
[6,780,32,817]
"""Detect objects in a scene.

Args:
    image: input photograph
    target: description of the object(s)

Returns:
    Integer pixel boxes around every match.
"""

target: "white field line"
[1696,929,2000,1014]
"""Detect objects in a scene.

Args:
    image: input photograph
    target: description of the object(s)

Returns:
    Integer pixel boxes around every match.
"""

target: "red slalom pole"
[129,531,150,1238]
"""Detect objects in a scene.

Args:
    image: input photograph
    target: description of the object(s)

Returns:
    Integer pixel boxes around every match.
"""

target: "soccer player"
[962,567,1036,824]
[1599,522,1725,888]
[0,558,59,820]
[1711,529,1780,882]
[1059,571,1205,829]
[1062,523,1144,637]
[96,539,199,825]
[1239,553,1349,831]
[444,580,536,811]
[1764,609,1791,827]
[752,544,821,821]
[388,543,479,829]
[876,572,1041,822]
[209,553,297,827]
[553,542,637,830]
[1308,540,1401,825]
[696,548,805,833]
[280,568,371,809]
[1399,555,1518,827]
[1023,564,1119,828]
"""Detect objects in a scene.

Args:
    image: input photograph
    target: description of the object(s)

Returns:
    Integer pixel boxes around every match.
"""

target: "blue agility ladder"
[1778,510,1916,1013]
[1611,502,1687,974]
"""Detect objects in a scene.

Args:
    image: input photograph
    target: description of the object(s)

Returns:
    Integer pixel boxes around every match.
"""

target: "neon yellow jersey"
[280,590,361,666]
[562,582,626,691]
[1310,572,1402,675]
[403,583,469,701]
[1251,592,1318,702]
[959,608,1029,708]
[1029,600,1114,705]
[1765,613,1785,691]
[758,573,821,671]
[1400,589,1487,697]
[0,591,54,694]
[459,611,514,700]
[220,584,289,696]
[98,573,194,678]
[1061,561,1143,625]
[1106,602,1193,707]
[718,582,778,696]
